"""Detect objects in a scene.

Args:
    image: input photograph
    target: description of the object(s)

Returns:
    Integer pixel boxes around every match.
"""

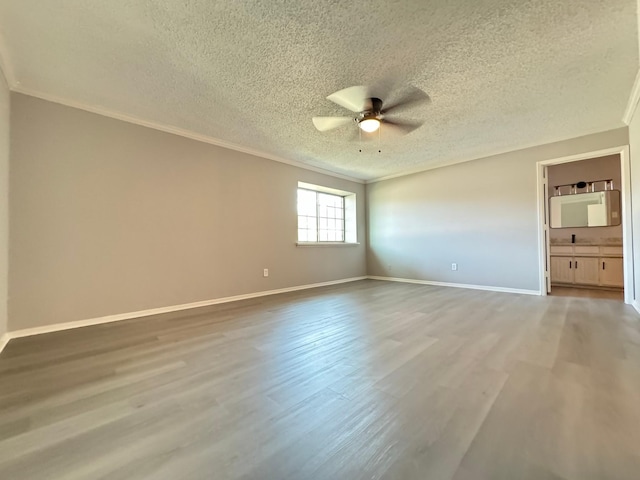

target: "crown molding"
[0,38,364,184]
[0,333,9,355]
[623,67,640,125]
[3,46,632,187]
[15,85,625,187]
[365,126,629,184]
[0,31,16,88]
[11,85,366,184]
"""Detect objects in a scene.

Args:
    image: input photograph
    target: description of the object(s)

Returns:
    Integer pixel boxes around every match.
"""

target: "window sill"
[296,242,360,247]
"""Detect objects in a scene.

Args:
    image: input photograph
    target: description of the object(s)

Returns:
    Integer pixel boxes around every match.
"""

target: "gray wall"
[0,68,8,338]
[9,94,366,330]
[366,128,629,292]
[628,103,640,306]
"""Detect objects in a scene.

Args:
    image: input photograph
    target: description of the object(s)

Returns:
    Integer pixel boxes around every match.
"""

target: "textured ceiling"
[0,0,637,181]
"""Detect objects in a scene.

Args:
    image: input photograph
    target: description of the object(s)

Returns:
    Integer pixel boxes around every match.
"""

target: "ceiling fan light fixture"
[358,118,381,133]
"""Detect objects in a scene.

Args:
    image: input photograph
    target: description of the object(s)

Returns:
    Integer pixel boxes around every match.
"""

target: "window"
[297,182,357,245]
[298,189,345,242]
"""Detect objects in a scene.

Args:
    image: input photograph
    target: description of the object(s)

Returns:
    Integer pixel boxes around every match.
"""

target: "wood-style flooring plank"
[0,280,639,479]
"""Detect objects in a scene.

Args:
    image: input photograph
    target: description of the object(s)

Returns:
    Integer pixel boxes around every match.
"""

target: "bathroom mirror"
[549,190,621,228]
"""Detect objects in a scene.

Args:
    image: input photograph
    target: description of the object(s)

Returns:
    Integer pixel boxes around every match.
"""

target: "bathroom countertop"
[550,238,622,246]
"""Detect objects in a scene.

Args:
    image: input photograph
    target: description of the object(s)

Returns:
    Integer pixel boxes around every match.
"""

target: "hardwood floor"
[550,286,625,300]
[1,279,639,479]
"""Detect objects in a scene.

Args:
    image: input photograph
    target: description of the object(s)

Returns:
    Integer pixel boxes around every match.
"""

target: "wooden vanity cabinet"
[572,257,600,285]
[549,245,623,289]
[600,257,624,288]
[550,256,574,284]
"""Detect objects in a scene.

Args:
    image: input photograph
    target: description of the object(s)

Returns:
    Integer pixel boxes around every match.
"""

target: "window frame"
[296,182,359,247]
[297,188,346,243]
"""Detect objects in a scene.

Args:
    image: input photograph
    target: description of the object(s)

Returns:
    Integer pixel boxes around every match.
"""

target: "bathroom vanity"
[549,242,623,289]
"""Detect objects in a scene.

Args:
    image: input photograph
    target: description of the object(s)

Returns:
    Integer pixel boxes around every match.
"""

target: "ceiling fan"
[312,85,429,136]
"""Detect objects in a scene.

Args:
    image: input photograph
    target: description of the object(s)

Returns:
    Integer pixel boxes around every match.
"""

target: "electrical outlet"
[263,268,269,277]
[451,263,458,271]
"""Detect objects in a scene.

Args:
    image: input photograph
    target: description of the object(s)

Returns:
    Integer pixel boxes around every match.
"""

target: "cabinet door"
[600,258,624,287]
[550,256,574,284]
[573,257,600,285]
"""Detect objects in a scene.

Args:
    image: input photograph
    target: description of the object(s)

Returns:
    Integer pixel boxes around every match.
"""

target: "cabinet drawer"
[550,246,573,255]
[574,246,600,255]
[601,246,623,256]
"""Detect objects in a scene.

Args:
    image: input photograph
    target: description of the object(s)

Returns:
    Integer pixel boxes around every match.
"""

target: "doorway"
[536,147,634,304]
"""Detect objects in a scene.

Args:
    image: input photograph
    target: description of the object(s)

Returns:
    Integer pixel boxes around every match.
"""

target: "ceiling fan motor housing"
[370,98,383,114]
[357,97,383,125]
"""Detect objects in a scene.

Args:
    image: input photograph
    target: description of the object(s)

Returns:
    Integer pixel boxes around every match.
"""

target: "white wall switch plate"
[263,268,269,277]
[451,263,458,271]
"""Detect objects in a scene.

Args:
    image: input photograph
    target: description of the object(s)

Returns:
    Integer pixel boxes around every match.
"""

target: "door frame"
[536,146,634,304]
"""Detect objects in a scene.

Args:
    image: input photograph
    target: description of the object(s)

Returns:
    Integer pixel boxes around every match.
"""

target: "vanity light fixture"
[553,179,614,196]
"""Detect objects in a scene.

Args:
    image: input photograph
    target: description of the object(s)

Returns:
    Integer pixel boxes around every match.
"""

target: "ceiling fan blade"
[327,86,372,112]
[312,116,353,132]
[382,119,424,135]
[381,87,430,114]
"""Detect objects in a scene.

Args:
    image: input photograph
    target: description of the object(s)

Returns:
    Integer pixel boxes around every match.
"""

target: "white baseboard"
[367,275,541,296]
[0,276,367,353]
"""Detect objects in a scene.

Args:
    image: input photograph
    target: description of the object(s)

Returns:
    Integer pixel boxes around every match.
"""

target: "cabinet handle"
[575,261,578,269]
[569,261,572,269]
[603,261,605,270]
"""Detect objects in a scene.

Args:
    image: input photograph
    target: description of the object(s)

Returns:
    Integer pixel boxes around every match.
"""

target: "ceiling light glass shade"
[359,118,381,133]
